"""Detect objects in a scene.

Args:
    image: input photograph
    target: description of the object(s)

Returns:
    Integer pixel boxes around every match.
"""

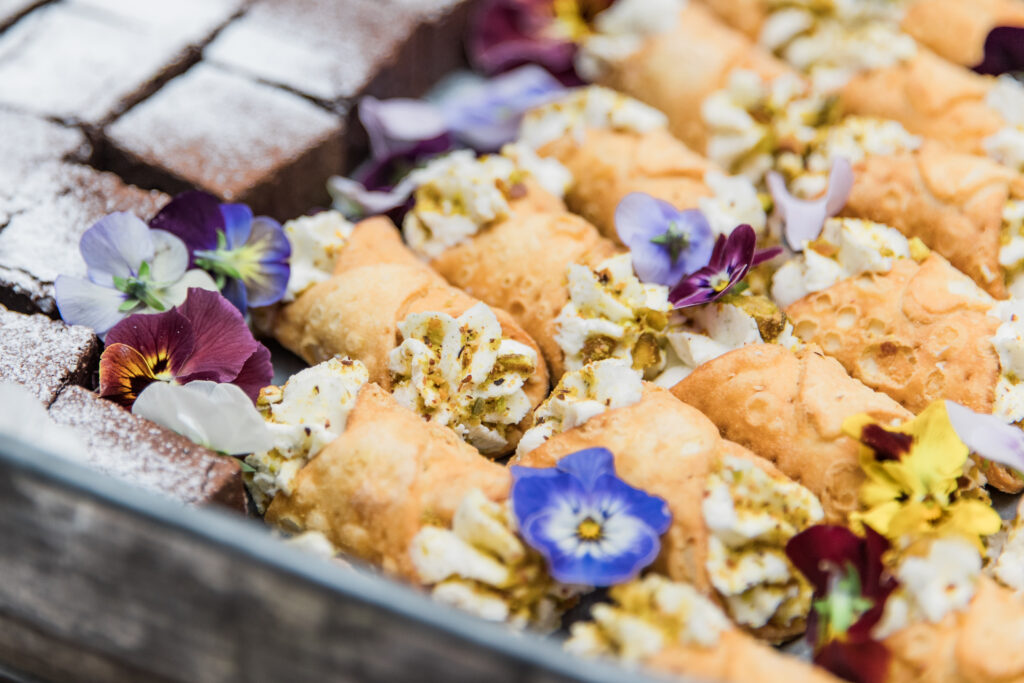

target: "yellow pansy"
[843,401,1001,551]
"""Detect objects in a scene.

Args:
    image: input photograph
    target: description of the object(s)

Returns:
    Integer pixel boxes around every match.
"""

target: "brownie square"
[0,306,99,405]
[66,0,244,45]
[0,4,197,124]
[48,386,247,512]
[0,162,168,316]
[104,63,345,220]
[0,110,91,181]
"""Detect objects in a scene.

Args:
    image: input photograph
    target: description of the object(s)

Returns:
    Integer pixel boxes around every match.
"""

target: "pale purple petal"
[946,400,1024,472]
[220,203,254,248]
[80,212,155,285]
[824,158,854,216]
[769,158,854,251]
[54,275,129,338]
[328,173,420,216]
[616,192,669,245]
[360,96,448,161]
[617,193,715,287]
[147,229,190,284]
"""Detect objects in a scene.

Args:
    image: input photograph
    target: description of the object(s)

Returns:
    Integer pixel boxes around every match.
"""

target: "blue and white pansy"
[615,192,716,287]
[511,447,671,586]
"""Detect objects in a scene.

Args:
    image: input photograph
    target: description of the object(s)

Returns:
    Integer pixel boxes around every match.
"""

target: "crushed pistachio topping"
[519,85,668,151]
[409,489,582,630]
[573,0,689,82]
[771,217,917,308]
[984,75,1024,173]
[499,142,574,198]
[388,302,537,456]
[281,210,355,302]
[554,253,673,379]
[760,0,915,92]
[702,455,824,629]
[566,575,731,662]
[873,537,981,639]
[517,359,643,457]
[245,358,370,512]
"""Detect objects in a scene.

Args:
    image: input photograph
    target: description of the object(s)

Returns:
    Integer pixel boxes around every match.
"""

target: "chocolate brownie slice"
[48,386,247,512]
[104,63,344,220]
[0,306,99,405]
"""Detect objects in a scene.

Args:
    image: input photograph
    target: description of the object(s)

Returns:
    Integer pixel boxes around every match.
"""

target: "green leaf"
[137,260,151,279]
[118,299,139,313]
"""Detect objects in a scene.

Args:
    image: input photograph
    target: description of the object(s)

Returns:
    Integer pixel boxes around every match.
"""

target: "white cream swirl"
[984,75,1024,173]
[574,0,689,82]
[281,210,354,302]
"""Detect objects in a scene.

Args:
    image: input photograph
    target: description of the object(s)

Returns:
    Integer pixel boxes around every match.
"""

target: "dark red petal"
[861,526,897,601]
[175,288,257,382]
[469,0,581,82]
[98,343,161,407]
[786,525,865,594]
[974,27,1024,76]
[722,224,757,270]
[148,190,224,259]
[814,639,890,683]
[230,342,273,403]
[104,308,196,379]
[861,424,913,461]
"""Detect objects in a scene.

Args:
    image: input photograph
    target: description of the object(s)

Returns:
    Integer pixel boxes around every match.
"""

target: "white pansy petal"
[54,275,128,338]
[159,269,220,308]
[133,381,273,455]
[79,212,155,283]
[148,230,190,283]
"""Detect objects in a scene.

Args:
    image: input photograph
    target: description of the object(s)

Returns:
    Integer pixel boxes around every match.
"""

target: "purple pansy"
[510,447,671,586]
[668,224,782,308]
[54,212,218,338]
[975,27,1024,77]
[149,191,291,312]
[767,158,854,251]
[616,193,715,287]
[945,400,1024,474]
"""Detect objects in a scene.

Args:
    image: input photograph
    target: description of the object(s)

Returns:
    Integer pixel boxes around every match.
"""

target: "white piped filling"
[995,506,1024,590]
[245,358,370,512]
[1001,201,1024,298]
[281,210,354,302]
[989,300,1024,426]
[698,170,768,238]
[388,302,537,455]
[519,85,668,151]
[574,0,689,82]
[985,75,1024,173]
[517,359,643,456]
[703,455,823,629]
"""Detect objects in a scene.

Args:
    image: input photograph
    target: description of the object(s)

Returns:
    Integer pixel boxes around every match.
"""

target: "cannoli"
[254,364,579,628]
[672,343,911,524]
[513,363,825,642]
[901,0,1024,69]
[777,218,1024,491]
[273,215,550,456]
[565,575,840,683]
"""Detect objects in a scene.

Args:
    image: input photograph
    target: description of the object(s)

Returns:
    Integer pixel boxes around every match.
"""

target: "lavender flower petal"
[768,158,854,251]
[945,400,1024,473]
[147,229,190,284]
[79,212,155,285]
[329,172,422,216]
[54,275,130,338]
[616,193,714,287]
[360,96,449,161]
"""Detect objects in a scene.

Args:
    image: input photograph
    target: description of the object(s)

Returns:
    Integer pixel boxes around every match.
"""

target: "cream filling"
[281,210,354,302]
[245,358,370,512]
[565,575,731,662]
[574,0,689,82]
[984,76,1024,173]
[702,454,823,629]
[771,217,916,308]
[995,505,1024,590]
[516,359,643,457]
[499,142,573,198]
[519,85,668,151]
[388,302,537,455]
[554,253,672,380]
[698,170,768,238]
[988,299,1024,427]
[409,489,581,630]
[873,538,981,639]
[760,2,916,92]
[1000,201,1024,299]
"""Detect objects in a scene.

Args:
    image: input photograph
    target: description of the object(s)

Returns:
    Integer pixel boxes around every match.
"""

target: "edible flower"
[133,381,273,457]
[975,27,1024,77]
[149,191,290,311]
[944,399,1024,477]
[786,525,896,683]
[843,401,1002,550]
[54,213,218,338]
[668,224,782,308]
[615,193,715,287]
[510,447,671,586]
[767,157,854,251]
[99,288,273,408]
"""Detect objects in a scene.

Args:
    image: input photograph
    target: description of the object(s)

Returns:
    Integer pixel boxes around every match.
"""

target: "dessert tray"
[4,1,1024,682]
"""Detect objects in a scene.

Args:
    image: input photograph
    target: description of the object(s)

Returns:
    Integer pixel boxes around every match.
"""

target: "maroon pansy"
[668,224,782,308]
[974,27,1024,77]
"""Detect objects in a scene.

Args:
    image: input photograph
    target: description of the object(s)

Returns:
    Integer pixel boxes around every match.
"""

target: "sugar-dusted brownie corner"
[205,0,475,105]
[0,1,240,125]
[48,386,247,512]
[0,163,168,316]
[104,64,345,221]
[0,110,91,181]
[0,306,99,406]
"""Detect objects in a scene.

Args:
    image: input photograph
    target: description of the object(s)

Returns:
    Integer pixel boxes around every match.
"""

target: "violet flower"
[975,27,1024,77]
[668,224,782,308]
[99,288,273,407]
[510,447,671,586]
[945,400,1024,474]
[767,158,854,251]
[615,192,715,287]
[149,191,291,312]
[55,212,218,338]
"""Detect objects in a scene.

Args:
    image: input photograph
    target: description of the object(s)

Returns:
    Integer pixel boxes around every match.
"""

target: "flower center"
[709,271,732,292]
[195,229,262,288]
[814,563,875,644]
[552,0,596,42]
[112,260,167,312]
[577,516,603,541]
[650,221,690,266]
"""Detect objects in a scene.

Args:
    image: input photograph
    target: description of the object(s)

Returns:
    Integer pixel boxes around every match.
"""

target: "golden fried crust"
[844,142,1024,299]
[695,0,769,39]
[538,127,713,240]
[672,344,911,524]
[265,384,511,582]
[838,50,1004,157]
[600,3,791,154]
[430,211,620,379]
[333,215,431,275]
[884,577,1024,683]
[648,628,840,683]
[902,0,1024,67]
[513,384,806,642]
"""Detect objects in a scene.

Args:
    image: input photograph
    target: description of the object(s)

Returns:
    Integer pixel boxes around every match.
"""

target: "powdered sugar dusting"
[68,0,244,45]
[0,110,89,178]
[108,64,342,199]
